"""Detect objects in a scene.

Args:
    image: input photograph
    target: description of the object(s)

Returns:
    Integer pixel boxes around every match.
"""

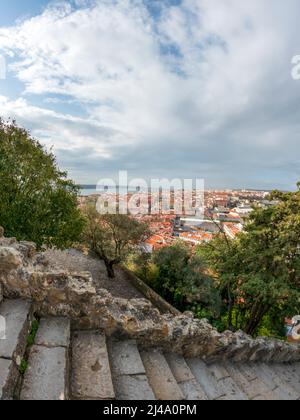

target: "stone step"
[187,359,226,400]
[0,299,33,400]
[249,363,299,401]
[165,353,208,400]
[225,363,278,400]
[1,297,299,401]
[107,338,155,400]
[20,317,70,400]
[140,349,184,400]
[206,363,247,400]
[272,364,300,398]
[71,330,115,400]
[35,318,70,348]
[187,359,244,400]
[0,358,16,400]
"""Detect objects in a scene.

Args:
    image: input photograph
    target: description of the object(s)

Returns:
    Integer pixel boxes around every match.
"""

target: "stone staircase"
[0,299,299,400]
[0,299,33,399]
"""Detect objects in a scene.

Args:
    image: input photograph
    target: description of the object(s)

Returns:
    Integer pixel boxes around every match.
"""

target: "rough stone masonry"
[0,227,299,364]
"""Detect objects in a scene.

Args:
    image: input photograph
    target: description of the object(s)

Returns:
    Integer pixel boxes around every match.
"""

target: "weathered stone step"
[0,358,16,400]
[1,297,299,401]
[0,299,32,400]
[165,353,208,400]
[0,299,32,361]
[187,359,246,400]
[272,364,300,398]
[187,359,226,400]
[140,349,184,400]
[35,318,70,348]
[107,338,155,400]
[204,363,247,400]
[20,317,70,400]
[71,331,115,400]
[225,363,278,400]
[249,363,299,401]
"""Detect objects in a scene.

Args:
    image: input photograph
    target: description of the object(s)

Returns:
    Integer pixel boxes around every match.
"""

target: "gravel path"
[44,248,145,300]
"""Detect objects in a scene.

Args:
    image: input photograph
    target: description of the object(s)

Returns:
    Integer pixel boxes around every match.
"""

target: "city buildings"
[78,189,274,251]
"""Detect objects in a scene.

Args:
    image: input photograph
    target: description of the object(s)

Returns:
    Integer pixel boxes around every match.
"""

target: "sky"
[0,0,300,190]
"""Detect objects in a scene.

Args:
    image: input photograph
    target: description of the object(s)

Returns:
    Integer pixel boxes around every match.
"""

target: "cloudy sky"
[0,0,299,189]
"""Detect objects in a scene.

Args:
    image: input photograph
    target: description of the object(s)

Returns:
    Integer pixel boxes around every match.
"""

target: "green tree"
[129,252,159,285]
[199,184,300,336]
[0,119,84,248]
[151,242,221,314]
[82,205,150,278]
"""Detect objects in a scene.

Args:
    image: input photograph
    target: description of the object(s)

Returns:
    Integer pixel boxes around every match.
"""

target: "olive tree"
[82,206,150,278]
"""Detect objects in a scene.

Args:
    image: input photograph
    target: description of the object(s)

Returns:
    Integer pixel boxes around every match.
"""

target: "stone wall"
[121,266,181,316]
[0,229,299,363]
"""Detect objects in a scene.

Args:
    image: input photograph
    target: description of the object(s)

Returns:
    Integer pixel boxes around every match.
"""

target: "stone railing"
[0,228,299,364]
[121,266,181,316]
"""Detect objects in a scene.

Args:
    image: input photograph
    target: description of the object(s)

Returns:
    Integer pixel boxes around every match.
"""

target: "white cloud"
[0,0,300,188]
[0,94,130,158]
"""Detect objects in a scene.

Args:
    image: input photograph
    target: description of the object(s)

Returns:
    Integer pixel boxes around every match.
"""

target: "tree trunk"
[227,284,234,331]
[245,300,260,335]
[245,302,270,336]
[235,310,240,331]
[104,260,115,279]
